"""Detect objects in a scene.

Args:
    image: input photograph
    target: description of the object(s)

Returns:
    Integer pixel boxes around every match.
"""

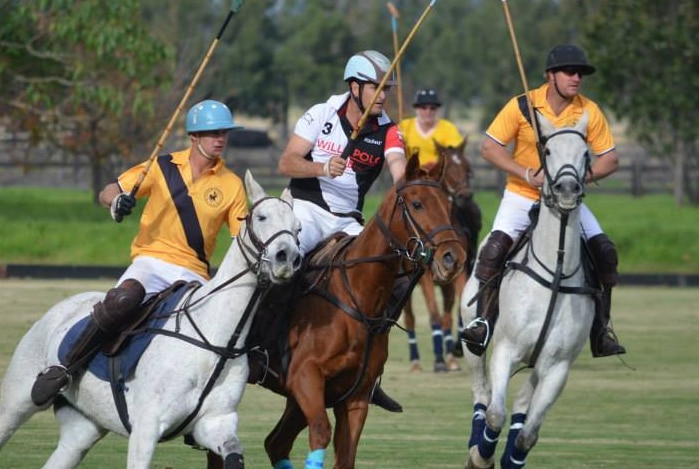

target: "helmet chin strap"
[195,138,217,161]
[351,82,366,115]
[552,76,568,101]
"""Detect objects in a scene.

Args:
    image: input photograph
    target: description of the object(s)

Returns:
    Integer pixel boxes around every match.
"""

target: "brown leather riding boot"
[30,279,145,406]
[586,234,626,358]
[460,230,513,356]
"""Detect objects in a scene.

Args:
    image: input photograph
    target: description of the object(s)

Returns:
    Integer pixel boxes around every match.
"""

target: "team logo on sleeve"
[204,187,224,207]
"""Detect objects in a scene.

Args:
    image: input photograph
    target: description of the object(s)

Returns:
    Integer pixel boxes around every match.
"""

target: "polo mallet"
[127,0,245,203]
[501,0,544,161]
[386,2,404,122]
[349,0,439,142]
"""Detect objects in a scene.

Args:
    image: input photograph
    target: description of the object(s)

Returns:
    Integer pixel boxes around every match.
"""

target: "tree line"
[1,0,697,205]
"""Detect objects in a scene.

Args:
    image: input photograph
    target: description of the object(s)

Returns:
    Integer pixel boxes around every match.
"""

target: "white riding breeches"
[117,256,208,298]
[490,190,603,242]
[293,199,363,256]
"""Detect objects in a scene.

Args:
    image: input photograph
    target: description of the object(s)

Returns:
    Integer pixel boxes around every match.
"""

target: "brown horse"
[240,154,466,469]
[402,140,482,372]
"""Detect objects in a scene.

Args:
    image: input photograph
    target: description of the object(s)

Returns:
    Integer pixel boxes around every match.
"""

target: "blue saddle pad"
[58,283,194,382]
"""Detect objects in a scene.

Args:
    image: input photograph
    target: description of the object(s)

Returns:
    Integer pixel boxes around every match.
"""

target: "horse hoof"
[447,354,461,372]
[465,458,494,469]
[465,445,494,469]
[434,359,448,373]
[409,361,423,373]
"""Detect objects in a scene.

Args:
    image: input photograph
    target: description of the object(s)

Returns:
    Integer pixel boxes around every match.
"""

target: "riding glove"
[110,193,137,223]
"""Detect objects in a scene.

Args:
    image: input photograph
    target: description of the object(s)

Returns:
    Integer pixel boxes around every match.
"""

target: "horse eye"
[257,214,267,222]
[411,200,423,210]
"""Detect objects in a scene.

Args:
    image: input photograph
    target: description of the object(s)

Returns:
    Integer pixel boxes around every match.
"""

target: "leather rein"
[506,129,599,368]
[111,196,297,439]
[309,179,460,406]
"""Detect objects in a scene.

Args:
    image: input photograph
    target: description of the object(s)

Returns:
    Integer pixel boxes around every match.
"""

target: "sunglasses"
[557,68,584,78]
[197,130,229,138]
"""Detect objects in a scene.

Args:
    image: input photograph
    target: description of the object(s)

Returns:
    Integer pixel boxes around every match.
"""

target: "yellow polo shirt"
[399,118,464,168]
[485,83,615,201]
[117,149,248,279]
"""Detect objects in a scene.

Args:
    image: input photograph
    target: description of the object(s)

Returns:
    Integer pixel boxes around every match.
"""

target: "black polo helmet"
[413,88,442,107]
[545,44,596,75]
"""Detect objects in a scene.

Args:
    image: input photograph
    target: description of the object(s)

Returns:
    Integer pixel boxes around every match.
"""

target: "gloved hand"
[110,193,137,223]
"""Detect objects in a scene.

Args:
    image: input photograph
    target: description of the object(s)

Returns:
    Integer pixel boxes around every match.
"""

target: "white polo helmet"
[343,50,396,86]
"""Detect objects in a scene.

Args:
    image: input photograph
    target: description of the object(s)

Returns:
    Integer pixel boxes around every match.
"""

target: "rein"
[506,129,598,368]
[112,196,295,438]
[312,179,459,407]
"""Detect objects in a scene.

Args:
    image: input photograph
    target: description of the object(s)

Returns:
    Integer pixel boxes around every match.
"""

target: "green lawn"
[1,187,698,273]
[0,280,696,468]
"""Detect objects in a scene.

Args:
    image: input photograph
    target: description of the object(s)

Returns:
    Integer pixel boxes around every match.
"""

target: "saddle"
[246,233,357,383]
[57,281,198,382]
[482,204,599,315]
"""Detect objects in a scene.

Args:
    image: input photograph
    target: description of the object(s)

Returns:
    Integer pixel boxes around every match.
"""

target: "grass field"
[0,279,697,468]
[1,187,699,273]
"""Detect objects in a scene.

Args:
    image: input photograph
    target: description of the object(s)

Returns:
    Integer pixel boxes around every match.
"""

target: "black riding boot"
[370,276,412,413]
[31,279,145,406]
[460,230,513,356]
[587,234,626,358]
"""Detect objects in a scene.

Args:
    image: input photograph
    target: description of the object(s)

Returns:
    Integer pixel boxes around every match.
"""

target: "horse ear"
[536,111,555,138]
[427,148,447,181]
[433,139,445,154]
[245,170,267,204]
[575,111,590,136]
[404,152,421,181]
[281,187,294,207]
[456,137,467,154]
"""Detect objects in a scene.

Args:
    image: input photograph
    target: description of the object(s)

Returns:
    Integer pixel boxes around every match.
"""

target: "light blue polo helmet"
[185,100,243,133]
[343,50,396,85]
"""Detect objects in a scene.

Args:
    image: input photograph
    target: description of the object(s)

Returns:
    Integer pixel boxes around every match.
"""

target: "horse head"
[434,138,474,209]
[537,111,591,213]
[381,155,467,284]
[238,171,302,284]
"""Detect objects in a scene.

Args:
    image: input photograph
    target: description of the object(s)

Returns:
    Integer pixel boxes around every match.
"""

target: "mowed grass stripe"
[0,280,697,468]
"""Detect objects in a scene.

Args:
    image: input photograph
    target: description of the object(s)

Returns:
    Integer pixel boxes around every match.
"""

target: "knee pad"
[475,231,513,282]
[92,279,145,332]
[587,234,618,286]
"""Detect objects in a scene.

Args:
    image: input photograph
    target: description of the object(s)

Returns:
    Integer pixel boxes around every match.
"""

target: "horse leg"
[500,375,536,469]
[125,418,163,469]
[420,274,446,372]
[0,365,42,450]
[467,344,513,469]
[264,398,309,468]
[40,402,107,469]
[440,277,463,371]
[504,362,571,469]
[195,411,245,469]
[403,294,422,372]
[331,398,369,469]
[451,271,468,358]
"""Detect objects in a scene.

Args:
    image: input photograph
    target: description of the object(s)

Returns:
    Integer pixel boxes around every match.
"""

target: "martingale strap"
[157,155,210,276]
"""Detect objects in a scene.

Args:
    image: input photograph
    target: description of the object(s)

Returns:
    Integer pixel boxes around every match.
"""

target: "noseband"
[375,179,460,265]
[539,129,591,212]
[237,196,297,283]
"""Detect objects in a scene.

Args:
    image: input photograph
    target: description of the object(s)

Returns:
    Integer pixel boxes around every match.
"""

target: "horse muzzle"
[430,240,467,283]
[267,241,302,284]
[550,177,584,212]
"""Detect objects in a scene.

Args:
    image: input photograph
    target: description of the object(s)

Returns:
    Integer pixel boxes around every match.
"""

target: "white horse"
[0,171,301,469]
[461,113,596,469]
